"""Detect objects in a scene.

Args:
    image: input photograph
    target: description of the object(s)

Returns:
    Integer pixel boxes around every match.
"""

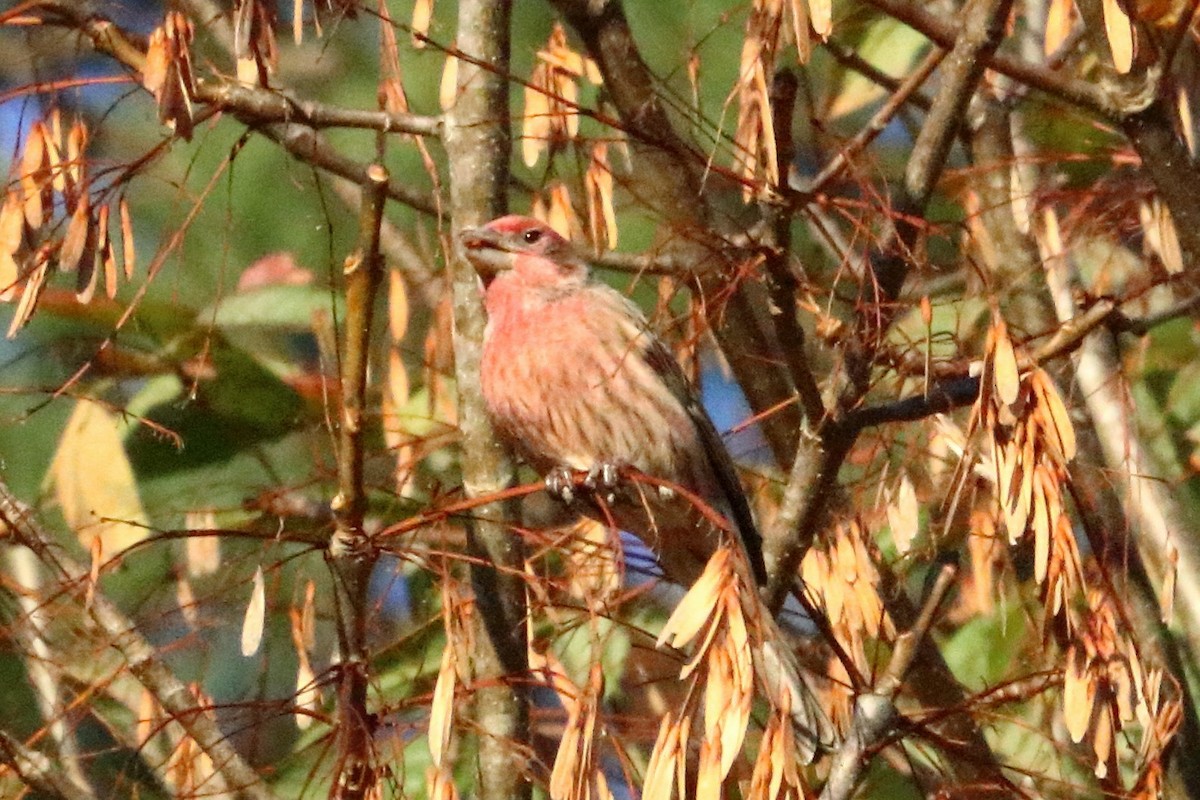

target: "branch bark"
[0,483,275,800]
[327,164,389,800]
[444,2,531,799]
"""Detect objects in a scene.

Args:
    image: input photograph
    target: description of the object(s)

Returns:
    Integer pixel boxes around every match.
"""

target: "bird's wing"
[637,330,770,586]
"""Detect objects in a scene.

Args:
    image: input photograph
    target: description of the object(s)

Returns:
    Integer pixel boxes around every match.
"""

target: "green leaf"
[203,285,343,331]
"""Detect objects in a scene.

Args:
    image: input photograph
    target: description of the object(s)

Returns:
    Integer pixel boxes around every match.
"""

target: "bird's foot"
[545,462,625,506]
[584,461,622,505]
[544,467,577,504]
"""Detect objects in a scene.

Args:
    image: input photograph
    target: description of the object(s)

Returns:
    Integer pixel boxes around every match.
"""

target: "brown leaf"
[75,225,101,304]
[293,0,304,43]
[1063,645,1093,743]
[0,250,18,303]
[522,69,552,167]
[1033,370,1077,461]
[66,117,88,192]
[0,190,21,254]
[1179,86,1195,157]
[585,142,618,253]
[176,573,198,627]
[8,253,48,338]
[19,124,46,229]
[1161,545,1178,623]
[789,0,812,62]
[59,194,90,273]
[428,645,457,766]
[389,268,409,341]
[143,28,169,98]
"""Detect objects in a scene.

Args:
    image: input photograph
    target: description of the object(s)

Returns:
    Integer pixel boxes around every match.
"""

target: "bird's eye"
[522,229,543,244]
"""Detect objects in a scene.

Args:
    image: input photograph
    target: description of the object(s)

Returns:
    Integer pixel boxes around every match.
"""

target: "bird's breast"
[480,292,697,482]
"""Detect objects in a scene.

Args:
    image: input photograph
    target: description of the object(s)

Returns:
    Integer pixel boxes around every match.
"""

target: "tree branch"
[444,1,531,799]
[327,163,389,800]
[820,564,960,800]
[0,482,275,800]
[0,729,94,800]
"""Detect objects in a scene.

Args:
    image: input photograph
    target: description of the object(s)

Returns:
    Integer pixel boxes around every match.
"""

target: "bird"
[458,214,831,760]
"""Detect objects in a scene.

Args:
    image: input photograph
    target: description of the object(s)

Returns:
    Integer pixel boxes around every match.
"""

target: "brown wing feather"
[640,337,769,586]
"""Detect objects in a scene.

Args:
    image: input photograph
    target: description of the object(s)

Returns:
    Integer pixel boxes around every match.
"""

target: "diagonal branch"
[0,482,275,800]
[820,564,960,800]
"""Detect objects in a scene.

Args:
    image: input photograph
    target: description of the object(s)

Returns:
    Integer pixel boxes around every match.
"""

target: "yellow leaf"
[887,476,919,554]
[808,0,832,38]
[1179,86,1195,156]
[439,50,459,111]
[20,125,46,229]
[991,320,1021,407]
[50,400,149,555]
[1045,0,1074,55]
[241,565,266,657]
[411,0,433,47]
[428,645,456,765]
[184,509,221,576]
[1102,0,1134,73]
[119,197,136,279]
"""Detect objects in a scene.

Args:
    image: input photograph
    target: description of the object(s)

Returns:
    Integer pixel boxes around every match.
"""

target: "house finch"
[459,215,831,759]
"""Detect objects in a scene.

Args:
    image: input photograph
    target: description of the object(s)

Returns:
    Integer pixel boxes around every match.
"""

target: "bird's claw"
[584,461,622,505]
[546,462,624,505]
[545,467,576,504]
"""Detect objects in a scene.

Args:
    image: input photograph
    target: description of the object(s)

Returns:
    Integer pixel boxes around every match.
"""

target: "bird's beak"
[457,226,510,285]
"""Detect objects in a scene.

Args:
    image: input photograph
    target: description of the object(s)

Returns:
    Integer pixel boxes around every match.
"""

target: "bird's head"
[458,216,588,290]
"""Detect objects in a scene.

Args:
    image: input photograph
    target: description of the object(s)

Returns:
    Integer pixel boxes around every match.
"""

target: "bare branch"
[0,483,276,800]
[327,163,390,800]
[863,0,1119,119]
[0,729,94,800]
[820,564,960,800]
[444,2,531,799]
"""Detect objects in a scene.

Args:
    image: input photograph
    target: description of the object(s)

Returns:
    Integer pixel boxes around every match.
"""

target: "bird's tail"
[756,614,835,764]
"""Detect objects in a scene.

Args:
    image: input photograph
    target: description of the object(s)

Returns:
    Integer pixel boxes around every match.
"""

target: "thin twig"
[327,163,389,800]
[0,483,275,800]
[0,730,94,800]
[794,47,946,198]
[820,564,960,800]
